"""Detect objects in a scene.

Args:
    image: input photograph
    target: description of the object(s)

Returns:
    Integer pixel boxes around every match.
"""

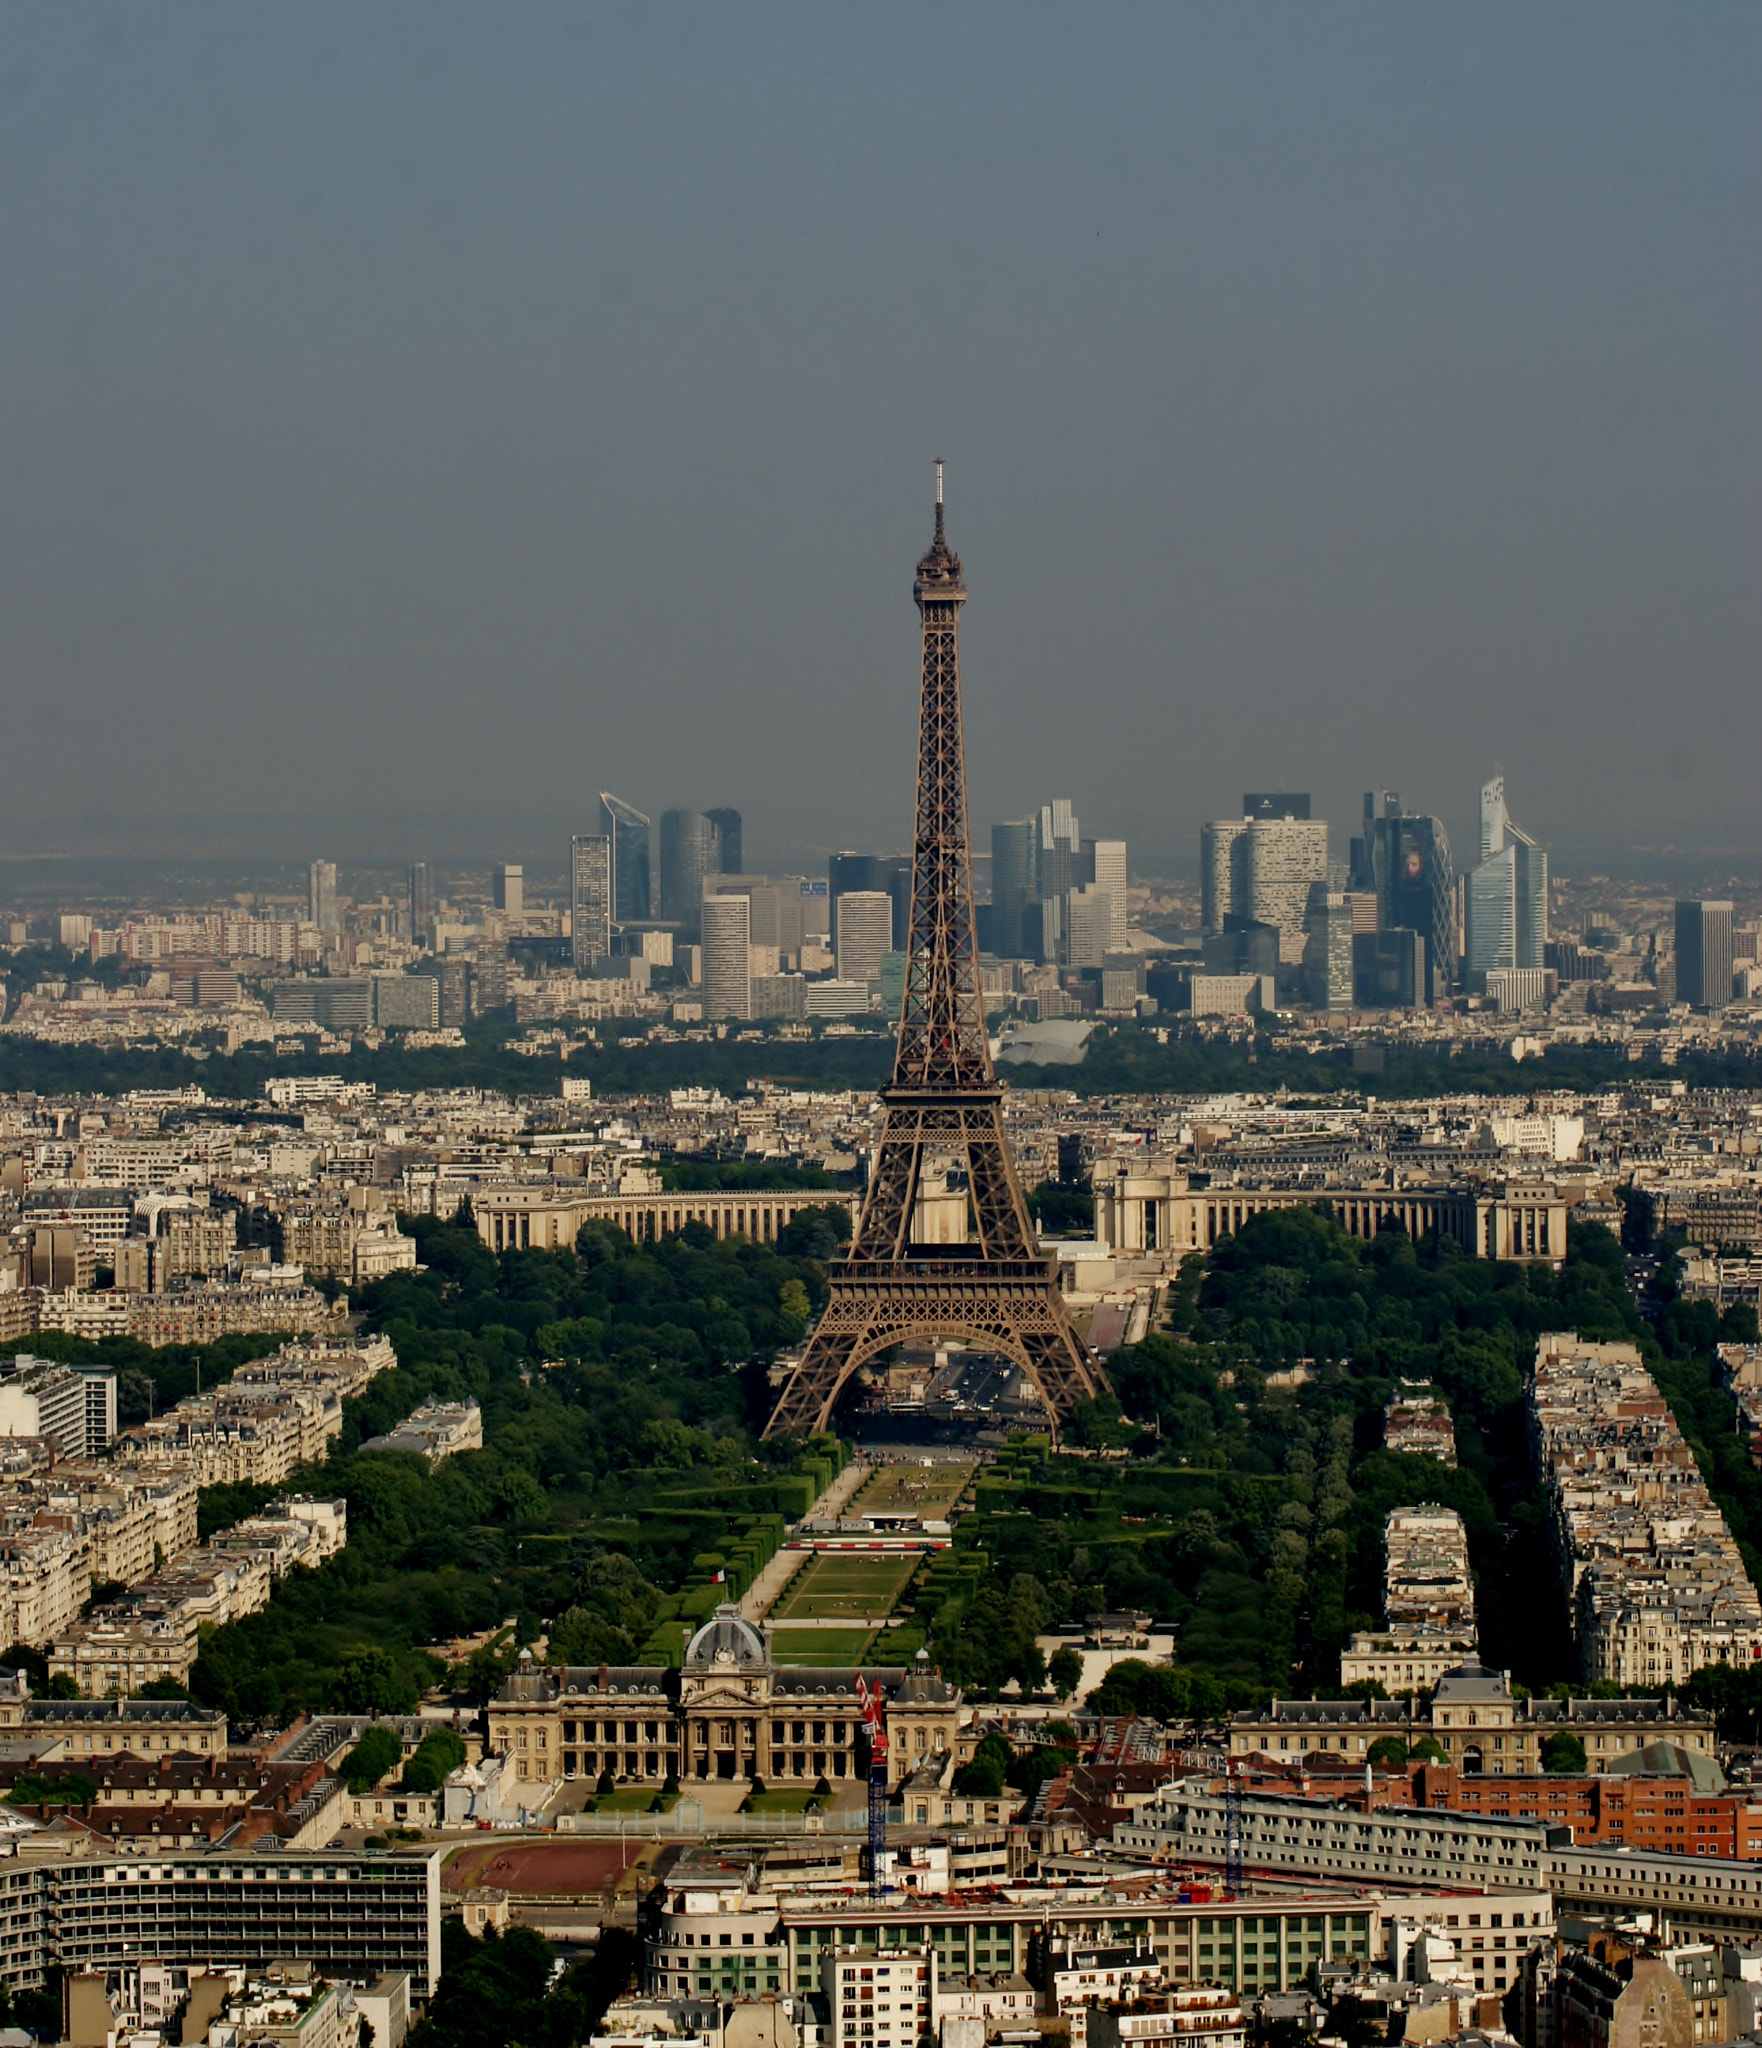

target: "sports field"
[771,1551,919,1621]
[849,1461,974,1520]
[769,1625,876,1666]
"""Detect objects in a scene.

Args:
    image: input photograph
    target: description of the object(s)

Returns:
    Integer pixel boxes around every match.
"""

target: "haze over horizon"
[3,5,1758,880]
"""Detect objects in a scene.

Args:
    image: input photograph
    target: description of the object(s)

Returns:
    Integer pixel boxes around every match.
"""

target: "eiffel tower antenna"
[764,465,1108,1442]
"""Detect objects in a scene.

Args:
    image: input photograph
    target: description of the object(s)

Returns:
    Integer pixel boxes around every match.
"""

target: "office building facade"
[1200,821,1250,937]
[492,863,523,914]
[1245,818,1329,951]
[1089,839,1129,950]
[1303,896,1356,1011]
[701,894,752,1019]
[570,834,613,972]
[990,821,1035,958]
[1357,793,1456,1002]
[705,807,743,877]
[1675,900,1734,1011]
[1465,774,1547,980]
[307,861,338,938]
[1038,800,1082,902]
[835,892,893,984]
[407,862,433,946]
[599,793,652,924]
[660,810,720,934]
[1354,928,1426,1010]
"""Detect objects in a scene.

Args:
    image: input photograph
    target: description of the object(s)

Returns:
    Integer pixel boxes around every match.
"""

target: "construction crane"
[858,1673,889,1896]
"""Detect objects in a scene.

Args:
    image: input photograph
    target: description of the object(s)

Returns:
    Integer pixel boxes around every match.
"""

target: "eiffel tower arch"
[764,467,1109,1443]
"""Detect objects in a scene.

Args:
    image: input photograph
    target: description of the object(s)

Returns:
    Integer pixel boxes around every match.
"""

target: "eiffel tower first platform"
[763,466,1109,1443]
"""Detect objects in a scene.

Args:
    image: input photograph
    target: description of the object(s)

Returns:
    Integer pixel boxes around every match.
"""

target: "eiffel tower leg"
[763,1314,868,1440]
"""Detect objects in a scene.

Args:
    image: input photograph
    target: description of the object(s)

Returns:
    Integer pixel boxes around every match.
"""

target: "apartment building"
[1529,1333,1762,1683]
[0,1840,439,1996]
[1383,1383,1458,1465]
[1340,1505,1478,1691]
[1229,1662,1711,1772]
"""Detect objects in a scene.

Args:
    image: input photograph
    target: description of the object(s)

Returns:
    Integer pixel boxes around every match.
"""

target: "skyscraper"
[407,863,434,946]
[701,893,752,1020]
[1088,839,1129,951]
[598,794,652,924]
[570,834,612,972]
[705,807,743,877]
[308,861,338,937]
[1037,800,1082,901]
[1245,818,1329,954]
[1202,814,1326,953]
[492,864,523,915]
[835,891,893,983]
[1465,773,1546,980]
[1303,895,1355,1010]
[1675,900,1734,1011]
[1361,793,1457,1003]
[990,820,1036,958]
[1201,820,1250,936]
[659,810,718,934]
[1065,885,1115,971]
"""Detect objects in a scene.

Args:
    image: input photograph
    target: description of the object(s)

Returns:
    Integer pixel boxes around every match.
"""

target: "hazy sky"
[2,4,1757,879]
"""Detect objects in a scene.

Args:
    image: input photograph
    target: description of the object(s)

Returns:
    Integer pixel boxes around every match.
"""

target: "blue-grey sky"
[2,3,1757,879]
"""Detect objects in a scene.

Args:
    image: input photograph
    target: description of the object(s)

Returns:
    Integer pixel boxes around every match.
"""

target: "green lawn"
[771,1554,918,1621]
[769,1626,876,1666]
[745,1788,826,1813]
[589,1788,678,1814]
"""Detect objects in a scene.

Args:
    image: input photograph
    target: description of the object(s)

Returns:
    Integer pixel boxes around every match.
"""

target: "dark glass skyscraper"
[1360,792,1456,1004]
[704,807,743,877]
[1675,900,1734,1011]
[407,862,433,947]
[990,820,1035,958]
[659,810,717,935]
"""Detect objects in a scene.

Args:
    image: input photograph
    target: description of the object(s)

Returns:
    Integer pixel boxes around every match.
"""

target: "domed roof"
[684,1603,770,1671]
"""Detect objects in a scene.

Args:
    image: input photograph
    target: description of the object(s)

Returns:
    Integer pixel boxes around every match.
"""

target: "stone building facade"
[489,1606,959,1791]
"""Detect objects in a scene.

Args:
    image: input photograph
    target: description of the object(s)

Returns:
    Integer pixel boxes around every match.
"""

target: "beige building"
[490,1609,959,1792]
[473,1185,855,1254]
[1094,1159,1568,1265]
[1230,1663,1712,1774]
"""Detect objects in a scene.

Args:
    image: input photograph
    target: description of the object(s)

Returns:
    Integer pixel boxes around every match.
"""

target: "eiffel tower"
[764,466,1109,1442]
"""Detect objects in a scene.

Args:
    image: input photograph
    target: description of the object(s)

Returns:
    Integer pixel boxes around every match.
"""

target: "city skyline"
[0,8,1755,875]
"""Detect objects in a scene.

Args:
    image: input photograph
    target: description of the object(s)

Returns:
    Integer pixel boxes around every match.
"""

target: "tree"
[1048,1647,1084,1701]
[778,1280,812,1343]
[331,1647,419,1715]
[43,1673,79,1700]
[953,1731,1013,1797]
[402,1728,467,1791]
[340,1726,403,1793]
[1409,1737,1447,1764]
[461,1642,515,1709]
[1541,1732,1586,1773]
[1366,1736,1408,1770]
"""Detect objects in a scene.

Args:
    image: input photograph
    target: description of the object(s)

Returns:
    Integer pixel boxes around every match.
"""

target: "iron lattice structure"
[764,470,1108,1443]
